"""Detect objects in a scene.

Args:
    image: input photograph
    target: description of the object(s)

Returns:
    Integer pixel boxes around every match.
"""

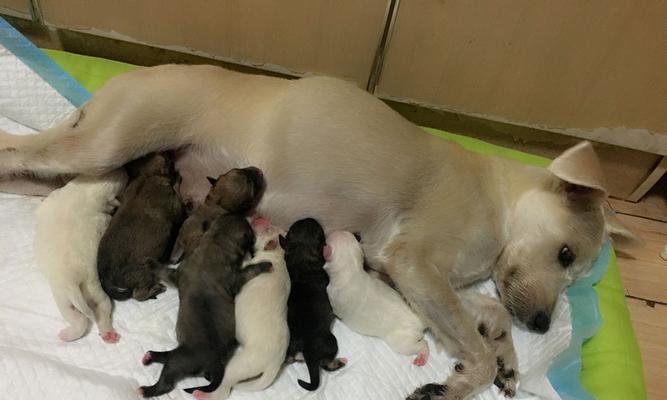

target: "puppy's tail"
[183,363,224,394]
[66,283,96,321]
[297,357,321,391]
[234,364,279,392]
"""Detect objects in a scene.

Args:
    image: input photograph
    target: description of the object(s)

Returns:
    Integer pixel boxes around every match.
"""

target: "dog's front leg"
[460,291,518,397]
[386,250,496,400]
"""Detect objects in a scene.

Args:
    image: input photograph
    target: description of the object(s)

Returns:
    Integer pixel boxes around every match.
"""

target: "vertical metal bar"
[29,0,43,23]
[366,0,399,93]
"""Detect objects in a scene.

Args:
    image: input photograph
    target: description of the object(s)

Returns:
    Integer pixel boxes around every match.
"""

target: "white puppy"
[202,216,290,400]
[34,170,127,343]
[325,231,429,365]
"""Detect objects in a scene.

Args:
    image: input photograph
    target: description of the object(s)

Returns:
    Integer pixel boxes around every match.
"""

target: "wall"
[0,0,30,18]
[37,0,390,87]
[376,0,667,156]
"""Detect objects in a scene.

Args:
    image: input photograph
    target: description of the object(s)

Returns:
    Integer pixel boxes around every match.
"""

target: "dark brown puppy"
[139,214,272,397]
[97,152,185,301]
[169,167,265,263]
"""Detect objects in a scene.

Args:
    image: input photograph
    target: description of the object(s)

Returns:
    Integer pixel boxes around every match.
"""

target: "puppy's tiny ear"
[207,176,218,186]
[323,244,332,261]
[265,239,278,251]
[279,234,287,250]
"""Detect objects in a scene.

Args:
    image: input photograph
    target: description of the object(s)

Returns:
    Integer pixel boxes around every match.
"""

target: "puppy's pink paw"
[193,389,208,400]
[101,330,120,344]
[142,352,152,365]
[413,354,427,367]
[339,357,348,365]
[323,245,332,260]
[136,387,144,397]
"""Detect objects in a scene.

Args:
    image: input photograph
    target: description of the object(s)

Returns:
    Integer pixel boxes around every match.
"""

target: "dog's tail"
[233,364,279,392]
[183,361,224,394]
[297,356,321,391]
[66,283,97,321]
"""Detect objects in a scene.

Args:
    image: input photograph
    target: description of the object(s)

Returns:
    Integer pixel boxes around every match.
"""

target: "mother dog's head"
[493,142,639,333]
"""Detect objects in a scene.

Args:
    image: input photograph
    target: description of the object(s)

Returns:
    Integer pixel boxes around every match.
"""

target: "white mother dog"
[0,64,637,399]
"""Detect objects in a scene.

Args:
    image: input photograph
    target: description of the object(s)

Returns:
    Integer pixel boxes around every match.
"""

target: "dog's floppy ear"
[279,234,287,250]
[549,142,607,206]
[603,204,643,249]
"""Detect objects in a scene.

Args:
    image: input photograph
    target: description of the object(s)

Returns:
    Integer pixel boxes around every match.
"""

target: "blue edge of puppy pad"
[0,16,607,400]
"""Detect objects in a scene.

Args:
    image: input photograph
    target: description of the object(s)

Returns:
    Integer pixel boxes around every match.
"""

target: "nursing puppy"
[34,170,127,343]
[325,231,429,365]
[139,214,271,398]
[97,152,185,301]
[0,64,639,398]
[169,166,265,264]
[282,218,346,391]
[199,217,290,400]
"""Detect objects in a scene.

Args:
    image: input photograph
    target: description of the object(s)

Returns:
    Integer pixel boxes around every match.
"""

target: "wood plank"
[627,157,667,202]
[615,214,667,302]
[626,298,667,400]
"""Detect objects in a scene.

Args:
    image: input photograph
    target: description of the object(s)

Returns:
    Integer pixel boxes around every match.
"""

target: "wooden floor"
[612,189,667,400]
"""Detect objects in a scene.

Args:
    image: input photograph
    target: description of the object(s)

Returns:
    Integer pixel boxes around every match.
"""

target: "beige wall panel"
[0,0,31,18]
[40,0,388,86]
[378,1,667,155]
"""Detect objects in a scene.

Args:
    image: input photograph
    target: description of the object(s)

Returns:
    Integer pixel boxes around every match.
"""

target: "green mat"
[42,49,646,400]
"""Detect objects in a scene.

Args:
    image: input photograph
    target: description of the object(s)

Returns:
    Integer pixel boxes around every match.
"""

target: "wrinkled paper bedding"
[0,41,570,400]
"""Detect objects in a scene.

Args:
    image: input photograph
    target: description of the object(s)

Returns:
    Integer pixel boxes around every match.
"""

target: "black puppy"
[139,214,271,397]
[97,152,185,301]
[281,218,346,391]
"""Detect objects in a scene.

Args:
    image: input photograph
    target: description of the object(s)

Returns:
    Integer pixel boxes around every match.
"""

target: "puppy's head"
[324,231,364,272]
[279,218,327,266]
[209,214,257,257]
[170,205,224,263]
[493,142,639,333]
[250,216,283,251]
[125,151,176,180]
[205,167,266,214]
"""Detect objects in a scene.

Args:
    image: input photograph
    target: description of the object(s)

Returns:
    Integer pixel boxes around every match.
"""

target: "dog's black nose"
[531,311,550,333]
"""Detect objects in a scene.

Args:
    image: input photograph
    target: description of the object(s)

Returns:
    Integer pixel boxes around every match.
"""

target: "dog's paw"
[412,345,429,367]
[141,352,153,366]
[136,387,145,397]
[493,357,517,398]
[413,354,426,367]
[406,383,448,400]
[322,357,347,371]
[193,390,208,400]
[100,330,120,344]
